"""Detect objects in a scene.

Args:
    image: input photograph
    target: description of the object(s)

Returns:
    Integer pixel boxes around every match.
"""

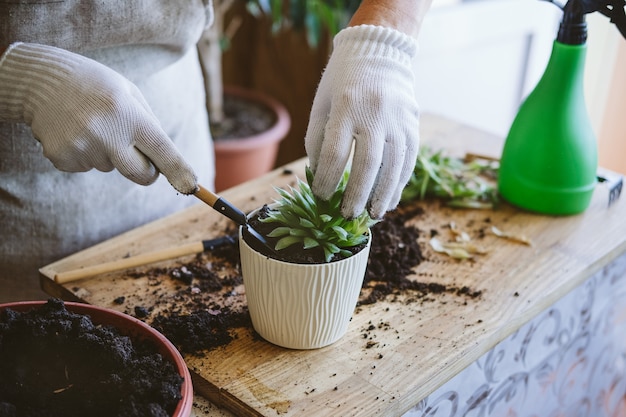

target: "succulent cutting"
[401,146,499,209]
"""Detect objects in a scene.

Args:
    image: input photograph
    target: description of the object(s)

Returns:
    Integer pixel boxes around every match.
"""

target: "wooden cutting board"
[40,114,626,416]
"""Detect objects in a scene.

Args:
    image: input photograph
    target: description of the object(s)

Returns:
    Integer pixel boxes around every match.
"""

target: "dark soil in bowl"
[0,299,184,417]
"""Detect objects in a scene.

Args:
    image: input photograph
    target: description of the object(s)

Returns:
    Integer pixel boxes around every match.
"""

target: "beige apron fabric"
[0,1,215,302]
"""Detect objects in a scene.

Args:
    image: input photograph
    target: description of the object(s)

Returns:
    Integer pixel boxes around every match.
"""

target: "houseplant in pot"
[198,0,293,192]
[240,167,377,349]
[197,0,360,191]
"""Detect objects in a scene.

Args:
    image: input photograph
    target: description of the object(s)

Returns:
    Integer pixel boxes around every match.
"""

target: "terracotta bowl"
[0,300,193,417]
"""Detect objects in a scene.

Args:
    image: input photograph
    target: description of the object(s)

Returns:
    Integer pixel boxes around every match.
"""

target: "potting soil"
[0,299,183,417]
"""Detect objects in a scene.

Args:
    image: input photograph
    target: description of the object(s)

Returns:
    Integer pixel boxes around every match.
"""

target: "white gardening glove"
[0,42,198,194]
[305,25,419,219]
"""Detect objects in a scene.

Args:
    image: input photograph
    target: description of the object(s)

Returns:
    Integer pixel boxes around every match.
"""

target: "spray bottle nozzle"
[543,0,626,44]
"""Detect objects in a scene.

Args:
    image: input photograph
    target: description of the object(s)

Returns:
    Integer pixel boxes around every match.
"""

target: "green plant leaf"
[299,218,316,228]
[266,227,292,238]
[338,249,352,258]
[275,236,302,251]
[331,225,348,240]
[319,214,333,223]
[289,228,310,237]
[322,241,340,255]
[401,146,499,209]
[303,237,320,249]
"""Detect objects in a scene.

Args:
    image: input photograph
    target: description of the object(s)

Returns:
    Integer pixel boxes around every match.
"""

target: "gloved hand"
[0,42,198,194]
[305,25,420,219]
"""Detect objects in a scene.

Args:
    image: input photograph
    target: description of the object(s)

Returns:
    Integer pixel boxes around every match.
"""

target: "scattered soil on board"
[361,204,482,305]
[118,198,483,356]
[0,298,183,417]
[209,94,276,140]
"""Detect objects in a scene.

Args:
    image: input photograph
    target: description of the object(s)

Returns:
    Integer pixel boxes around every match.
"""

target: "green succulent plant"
[260,167,377,262]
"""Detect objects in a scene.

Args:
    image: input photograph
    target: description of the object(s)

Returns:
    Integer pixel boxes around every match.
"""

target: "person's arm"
[304,1,433,219]
[348,0,432,37]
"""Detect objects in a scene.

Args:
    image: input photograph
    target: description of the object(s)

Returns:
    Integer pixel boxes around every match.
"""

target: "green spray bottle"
[498,0,626,215]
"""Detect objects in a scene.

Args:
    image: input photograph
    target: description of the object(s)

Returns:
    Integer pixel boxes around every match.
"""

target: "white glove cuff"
[333,25,418,66]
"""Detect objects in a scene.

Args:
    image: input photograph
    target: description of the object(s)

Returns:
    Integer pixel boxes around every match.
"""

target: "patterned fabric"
[405,252,626,417]
[0,1,215,301]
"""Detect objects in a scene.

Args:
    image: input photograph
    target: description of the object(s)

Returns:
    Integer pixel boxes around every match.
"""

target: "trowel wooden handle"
[194,184,219,205]
[54,235,236,284]
[194,184,247,225]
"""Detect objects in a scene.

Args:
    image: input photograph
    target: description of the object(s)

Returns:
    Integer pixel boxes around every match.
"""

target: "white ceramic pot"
[239,226,371,350]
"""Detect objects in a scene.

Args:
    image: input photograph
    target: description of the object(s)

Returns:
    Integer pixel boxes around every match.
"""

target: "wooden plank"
[39,114,626,416]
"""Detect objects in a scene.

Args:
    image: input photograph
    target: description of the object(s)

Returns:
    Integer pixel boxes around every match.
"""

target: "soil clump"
[0,299,183,417]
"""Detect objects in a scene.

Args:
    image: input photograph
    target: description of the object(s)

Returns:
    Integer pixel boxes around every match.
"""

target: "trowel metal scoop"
[194,185,275,254]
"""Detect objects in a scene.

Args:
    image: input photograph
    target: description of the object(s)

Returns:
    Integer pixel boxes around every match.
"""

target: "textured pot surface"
[239,230,371,350]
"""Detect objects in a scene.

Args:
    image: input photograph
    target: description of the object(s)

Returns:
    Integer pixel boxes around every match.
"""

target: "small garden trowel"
[194,185,275,254]
[53,186,271,284]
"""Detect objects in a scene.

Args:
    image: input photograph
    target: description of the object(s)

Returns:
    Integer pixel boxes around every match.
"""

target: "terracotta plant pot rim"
[213,85,291,153]
[0,300,194,417]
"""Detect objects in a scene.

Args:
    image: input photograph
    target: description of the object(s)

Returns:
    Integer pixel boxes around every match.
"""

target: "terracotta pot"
[239,221,371,350]
[0,301,193,417]
[213,86,291,192]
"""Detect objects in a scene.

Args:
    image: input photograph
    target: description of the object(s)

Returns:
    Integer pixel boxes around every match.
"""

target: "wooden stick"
[55,183,252,285]
[54,235,236,284]
[54,241,205,284]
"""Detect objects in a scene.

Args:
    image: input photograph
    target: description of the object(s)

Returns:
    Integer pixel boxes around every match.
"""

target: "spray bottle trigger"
[597,0,626,38]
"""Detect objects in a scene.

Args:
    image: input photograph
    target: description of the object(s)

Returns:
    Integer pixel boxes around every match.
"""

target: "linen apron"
[0,1,215,302]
